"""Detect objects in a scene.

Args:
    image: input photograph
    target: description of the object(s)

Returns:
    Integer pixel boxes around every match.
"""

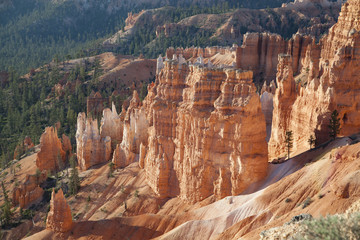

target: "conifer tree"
[308,135,316,149]
[285,130,293,159]
[1,181,13,227]
[69,155,80,195]
[329,110,341,140]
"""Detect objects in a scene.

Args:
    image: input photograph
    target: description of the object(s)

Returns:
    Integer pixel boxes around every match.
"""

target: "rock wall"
[46,189,73,233]
[36,127,69,172]
[269,0,360,159]
[268,55,298,159]
[143,61,268,202]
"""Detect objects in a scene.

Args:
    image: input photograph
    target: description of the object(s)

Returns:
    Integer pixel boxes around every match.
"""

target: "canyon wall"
[90,58,269,202]
[269,0,360,159]
[143,61,268,202]
[236,32,313,83]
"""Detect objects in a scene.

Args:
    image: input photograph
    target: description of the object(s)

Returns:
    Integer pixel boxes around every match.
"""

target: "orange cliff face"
[269,0,360,160]
[142,61,268,203]
[46,189,73,233]
[36,127,71,172]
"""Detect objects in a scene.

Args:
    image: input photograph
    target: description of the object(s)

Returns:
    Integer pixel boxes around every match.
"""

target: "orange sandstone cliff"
[269,0,360,159]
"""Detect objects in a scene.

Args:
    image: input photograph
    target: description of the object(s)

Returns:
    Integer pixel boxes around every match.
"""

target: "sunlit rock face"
[269,0,360,160]
[142,60,268,203]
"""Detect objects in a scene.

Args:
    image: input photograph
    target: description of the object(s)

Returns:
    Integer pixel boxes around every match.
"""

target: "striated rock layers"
[46,189,73,233]
[12,171,47,208]
[142,61,268,202]
[269,0,360,159]
[36,127,70,172]
[236,32,313,83]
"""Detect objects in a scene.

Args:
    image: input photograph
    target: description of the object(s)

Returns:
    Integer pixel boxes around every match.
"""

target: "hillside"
[104,1,341,58]
[0,52,155,168]
[0,0,292,74]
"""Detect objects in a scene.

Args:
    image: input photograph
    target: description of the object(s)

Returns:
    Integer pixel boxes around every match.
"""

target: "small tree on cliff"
[69,155,80,195]
[329,110,341,140]
[0,181,13,227]
[108,162,115,178]
[285,130,293,159]
[308,135,316,149]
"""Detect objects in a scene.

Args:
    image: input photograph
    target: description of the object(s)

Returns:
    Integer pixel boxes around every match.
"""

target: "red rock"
[112,91,148,168]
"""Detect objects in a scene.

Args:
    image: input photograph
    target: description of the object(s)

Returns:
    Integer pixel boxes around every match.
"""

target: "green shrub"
[294,213,360,240]
[302,197,312,209]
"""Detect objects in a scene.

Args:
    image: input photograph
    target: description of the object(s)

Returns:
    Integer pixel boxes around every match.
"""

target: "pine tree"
[308,135,316,149]
[329,110,341,140]
[285,130,293,159]
[1,181,13,227]
[69,155,80,195]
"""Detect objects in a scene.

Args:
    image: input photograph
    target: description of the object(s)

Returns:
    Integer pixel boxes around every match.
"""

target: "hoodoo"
[36,127,70,172]
[46,189,73,233]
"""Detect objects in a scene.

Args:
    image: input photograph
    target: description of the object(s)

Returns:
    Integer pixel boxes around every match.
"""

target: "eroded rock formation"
[142,61,268,202]
[76,113,112,170]
[100,102,123,149]
[36,127,70,172]
[112,91,148,168]
[46,189,73,233]
[12,171,47,208]
[164,33,314,86]
[269,0,360,159]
